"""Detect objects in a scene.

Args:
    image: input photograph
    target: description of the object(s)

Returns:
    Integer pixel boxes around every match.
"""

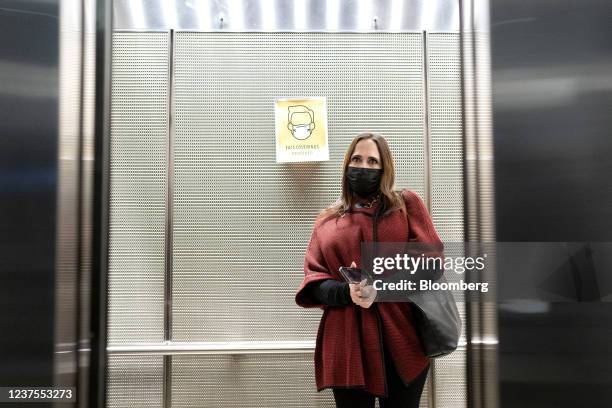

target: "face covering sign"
[275,97,329,163]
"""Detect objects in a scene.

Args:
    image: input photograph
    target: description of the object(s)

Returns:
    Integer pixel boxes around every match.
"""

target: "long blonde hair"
[316,132,406,225]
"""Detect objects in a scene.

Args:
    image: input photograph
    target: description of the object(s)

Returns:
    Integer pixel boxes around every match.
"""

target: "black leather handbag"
[404,275,462,358]
[372,200,461,358]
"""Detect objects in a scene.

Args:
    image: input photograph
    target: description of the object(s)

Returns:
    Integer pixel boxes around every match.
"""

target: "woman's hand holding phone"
[346,261,377,308]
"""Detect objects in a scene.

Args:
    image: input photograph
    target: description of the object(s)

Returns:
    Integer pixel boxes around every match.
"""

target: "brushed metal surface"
[0,0,59,397]
[107,340,315,354]
[460,1,498,407]
[55,0,84,404]
[491,0,612,407]
[77,2,96,406]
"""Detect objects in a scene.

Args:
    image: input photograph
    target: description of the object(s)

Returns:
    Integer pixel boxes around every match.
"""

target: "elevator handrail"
[107,340,316,355]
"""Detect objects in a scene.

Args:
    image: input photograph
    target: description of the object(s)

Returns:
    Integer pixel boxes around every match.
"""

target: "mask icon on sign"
[287,105,316,140]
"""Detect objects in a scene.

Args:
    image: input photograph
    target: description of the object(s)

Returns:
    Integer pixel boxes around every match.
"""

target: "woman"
[295,132,444,408]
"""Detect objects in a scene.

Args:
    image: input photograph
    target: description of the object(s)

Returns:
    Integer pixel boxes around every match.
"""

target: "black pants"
[332,349,430,408]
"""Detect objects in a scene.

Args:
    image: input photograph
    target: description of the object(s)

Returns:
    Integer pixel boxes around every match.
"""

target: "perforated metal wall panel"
[107,30,465,408]
[171,32,425,342]
[432,348,467,408]
[428,33,466,408]
[107,355,164,408]
[108,32,169,344]
[429,33,463,242]
[171,354,334,407]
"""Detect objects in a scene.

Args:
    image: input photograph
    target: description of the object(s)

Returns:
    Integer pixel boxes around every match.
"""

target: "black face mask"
[346,166,382,197]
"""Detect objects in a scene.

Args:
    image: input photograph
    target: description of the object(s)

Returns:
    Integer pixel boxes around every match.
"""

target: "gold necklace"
[340,193,381,218]
[360,192,381,208]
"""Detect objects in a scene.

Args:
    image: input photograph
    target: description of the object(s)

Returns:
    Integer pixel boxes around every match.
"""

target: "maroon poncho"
[295,188,444,397]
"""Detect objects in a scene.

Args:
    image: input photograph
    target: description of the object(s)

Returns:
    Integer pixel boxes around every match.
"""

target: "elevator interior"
[106,0,478,407]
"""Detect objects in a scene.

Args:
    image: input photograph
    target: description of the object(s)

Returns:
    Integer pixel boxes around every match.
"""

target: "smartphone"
[338,266,366,284]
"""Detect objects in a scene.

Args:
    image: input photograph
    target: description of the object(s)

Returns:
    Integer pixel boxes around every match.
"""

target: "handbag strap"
[372,190,408,258]
[372,208,379,260]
